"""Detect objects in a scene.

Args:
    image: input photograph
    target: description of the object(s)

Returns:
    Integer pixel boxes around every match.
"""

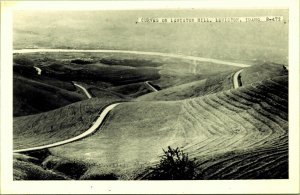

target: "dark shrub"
[13,159,67,180]
[53,161,88,179]
[71,59,92,64]
[22,149,51,163]
[147,146,198,180]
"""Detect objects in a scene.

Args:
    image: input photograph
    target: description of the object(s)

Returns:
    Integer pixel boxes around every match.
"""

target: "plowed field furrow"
[231,90,288,126]
[207,94,250,132]
[209,149,287,179]
[188,139,226,156]
[181,101,211,137]
[256,134,287,149]
[188,136,238,156]
[222,91,252,109]
[249,84,288,112]
[190,99,225,135]
[250,105,286,133]
[198,145,287,173]
[206,149,283,178]
[191,99,225,128]
[226,91,284,133]
[242,133,280,150]
[182,102,219,137]
[202,95,247,134]
[209,93,258,133]
[233,154,288,179]
[219,97,274,135]
[266,161,288,178]
[200,148,287,179]
[215,93,264,133]
[199,136,247,156]
[245,109,276,133]
[199,144,286,174]
[254,80,288,98]
[183,137,220,154]
[241,90,288,120]
[254,79,288,94]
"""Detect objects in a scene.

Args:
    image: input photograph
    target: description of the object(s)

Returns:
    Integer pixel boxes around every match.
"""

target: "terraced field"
[178,76,288,179]
[33,75,287,179]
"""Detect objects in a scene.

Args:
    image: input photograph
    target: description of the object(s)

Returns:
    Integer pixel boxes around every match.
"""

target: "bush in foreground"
[147,146,198,180]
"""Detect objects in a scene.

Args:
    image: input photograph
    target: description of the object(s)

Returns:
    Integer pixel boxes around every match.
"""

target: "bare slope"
[43,75,287,179]
[14,98,122,150]
[13,75,85,116]
[13,52,240,97]
[241,62,287,85]
[137,71,235,101]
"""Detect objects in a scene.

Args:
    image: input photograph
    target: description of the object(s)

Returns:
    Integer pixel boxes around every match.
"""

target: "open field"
[13,52,241,101]
[24,75,287,179]
[14,98,122,150]
[13,74,85,116]
[137,70,236,101]
[13,50,288,180]
[12,9,289,180]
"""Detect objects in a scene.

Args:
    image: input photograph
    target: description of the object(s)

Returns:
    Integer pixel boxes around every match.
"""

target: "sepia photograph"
[1,0,299,194]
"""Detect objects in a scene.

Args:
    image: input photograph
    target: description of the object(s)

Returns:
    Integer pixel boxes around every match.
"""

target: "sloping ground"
[137,71,234,101]
[13,75,85,116]
[45,75,287,179]
[109,82,153,98]
[240,62,287,85]
[13,153,68,180]
[88,87,127,99]
[14,98,122,150]
[13,53,240,90]
[160,60,239,75]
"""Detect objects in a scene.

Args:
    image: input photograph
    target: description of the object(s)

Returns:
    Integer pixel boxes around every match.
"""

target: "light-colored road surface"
[145,81,158,92]
[233,69,244,89]
[73,82,92,99]
[33,66,42,75]
[13,49,248,153]
[14,49,251,67]
[13,103,121,153]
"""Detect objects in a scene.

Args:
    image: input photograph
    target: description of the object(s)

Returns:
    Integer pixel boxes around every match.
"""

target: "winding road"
[33,66,42,75]
[233,69,244,89]
[14,49,247,153]
[73,82,92,99]
[145,81,159,92]
[13,102,121,153]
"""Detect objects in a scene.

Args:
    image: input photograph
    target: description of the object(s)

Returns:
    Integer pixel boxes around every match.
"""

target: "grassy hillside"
[109,82,153,98]
[138,62,288,101]
[14,52,241,97]
[137,70,235,101]
[13,153,68,180]
[14,98,122,149]
[241,62,288,85]
[13,75,85,116]
[37,75,287,179]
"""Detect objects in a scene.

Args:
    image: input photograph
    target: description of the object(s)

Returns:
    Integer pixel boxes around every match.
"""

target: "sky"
[13,9,288,64]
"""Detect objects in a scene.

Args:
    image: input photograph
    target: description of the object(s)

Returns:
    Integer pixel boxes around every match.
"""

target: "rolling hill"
[13,74,287,180]
[13,75,86,116]
[137,70,235,101]
[14,97,122,150]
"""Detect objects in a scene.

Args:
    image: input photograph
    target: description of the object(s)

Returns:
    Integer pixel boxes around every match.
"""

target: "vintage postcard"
[1,0,299,194]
